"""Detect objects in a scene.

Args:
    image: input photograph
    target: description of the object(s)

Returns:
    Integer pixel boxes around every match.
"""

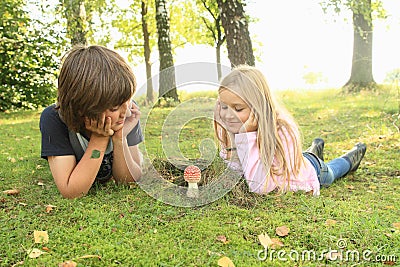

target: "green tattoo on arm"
[90,149,101,159]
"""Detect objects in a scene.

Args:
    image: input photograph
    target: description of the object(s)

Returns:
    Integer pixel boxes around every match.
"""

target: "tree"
[141,1,154,104]
[217,0,254,68]
[155,0,178,102]
[320,0,386,92]
[61,0,87,45]
[60,0,107,45]
[0,0,64,111]
[197,0,225,80]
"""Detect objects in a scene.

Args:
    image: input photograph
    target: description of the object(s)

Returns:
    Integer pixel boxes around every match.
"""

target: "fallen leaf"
[10,261,24,267]
[217,256,235,267]
[208,250,222,257]
[42,247,50,251]
[34,230,49,244]
[345,185,355,190]
[9,157,16,163]
[270,238,284,249]
[276,226,290,237]
[45,205,56,213]
[58,260,77,267]
[326,251,342,261]
[3,189,20,195]
[392,222,400,230]
[216,235,229,244]
[325,219,337,226]
[258,233,273,249]
[76,255,101,260]
[27,248,46,258]
[383,261,396,266]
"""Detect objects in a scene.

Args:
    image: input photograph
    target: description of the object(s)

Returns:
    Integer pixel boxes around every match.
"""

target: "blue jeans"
[303,152,351,187]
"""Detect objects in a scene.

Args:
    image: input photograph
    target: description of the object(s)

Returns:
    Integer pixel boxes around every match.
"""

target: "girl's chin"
[226,126,240,134]
[112,124,124,132]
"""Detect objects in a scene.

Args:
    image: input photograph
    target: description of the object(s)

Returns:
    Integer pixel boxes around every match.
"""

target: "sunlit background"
[133,0,400,92]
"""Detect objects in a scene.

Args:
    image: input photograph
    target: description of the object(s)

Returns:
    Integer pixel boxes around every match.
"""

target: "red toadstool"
[184,165,201,197]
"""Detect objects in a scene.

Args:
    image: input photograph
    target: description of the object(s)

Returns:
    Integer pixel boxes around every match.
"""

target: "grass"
[0,87,399,266]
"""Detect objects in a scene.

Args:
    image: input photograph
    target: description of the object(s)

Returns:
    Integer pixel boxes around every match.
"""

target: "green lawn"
[0,87,399,266]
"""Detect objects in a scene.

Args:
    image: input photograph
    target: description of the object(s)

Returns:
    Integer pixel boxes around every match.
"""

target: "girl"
[214,65,366,196]
[40,45,142,199]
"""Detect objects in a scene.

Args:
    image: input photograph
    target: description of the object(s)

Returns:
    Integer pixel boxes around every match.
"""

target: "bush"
[0,0,65,111]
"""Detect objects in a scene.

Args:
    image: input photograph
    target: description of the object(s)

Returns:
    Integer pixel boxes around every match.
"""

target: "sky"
[133,0,400,93]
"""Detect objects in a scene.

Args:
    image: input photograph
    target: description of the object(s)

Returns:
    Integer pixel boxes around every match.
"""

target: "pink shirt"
[220,129,320,196]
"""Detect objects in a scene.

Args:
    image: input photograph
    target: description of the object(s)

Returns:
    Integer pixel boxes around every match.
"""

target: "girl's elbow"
[133,169,142,182]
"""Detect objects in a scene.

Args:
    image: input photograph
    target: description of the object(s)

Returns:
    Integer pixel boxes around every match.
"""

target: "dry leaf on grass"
[34,230,49,244]
[3,189,20,195]
[217,256,235,267]
[45,205,57,213]
[27,248,46,258]
[76,255,101,260]
[58,260,77,267]
[258,233,273,249]
[10,261,24,267]
[276,226,290,237]
[326,251,342,261]
[216,235,230,244]
[325,219,337,226]
[270,238,284,249]
[392,222,400,230]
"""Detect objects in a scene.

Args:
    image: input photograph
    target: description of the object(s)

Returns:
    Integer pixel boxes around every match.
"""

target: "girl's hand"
[114,102,141,139]
[239,112,258,133]
[84,113,114,137]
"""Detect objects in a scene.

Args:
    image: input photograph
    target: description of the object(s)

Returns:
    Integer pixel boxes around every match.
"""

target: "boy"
[40,45,142,199]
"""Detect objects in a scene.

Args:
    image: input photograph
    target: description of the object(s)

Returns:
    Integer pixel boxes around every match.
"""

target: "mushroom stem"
[188,182,198,190]
[187,182,199,198]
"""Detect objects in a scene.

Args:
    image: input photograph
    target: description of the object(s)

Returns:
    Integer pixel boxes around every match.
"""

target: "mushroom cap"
[184,165,201,183]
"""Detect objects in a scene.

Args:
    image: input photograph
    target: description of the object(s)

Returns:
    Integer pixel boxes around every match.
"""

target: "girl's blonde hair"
[57,45,136,132]
[215,65,304,192]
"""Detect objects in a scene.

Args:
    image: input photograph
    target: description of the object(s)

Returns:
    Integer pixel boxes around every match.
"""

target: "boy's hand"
[84,114,114,137]
[113,101,141,140]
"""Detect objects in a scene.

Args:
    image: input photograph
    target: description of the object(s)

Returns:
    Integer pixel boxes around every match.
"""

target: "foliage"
[111,0,154,64]
[1,88,399,266]
[303,71,327,86]
[0,0,64,111]
[384,68,400,84]
[319,0,386,23]
[58,0,108,45]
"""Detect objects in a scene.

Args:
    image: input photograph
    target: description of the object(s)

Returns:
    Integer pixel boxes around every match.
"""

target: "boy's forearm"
[59,136,109,198]
[112,138,142,183]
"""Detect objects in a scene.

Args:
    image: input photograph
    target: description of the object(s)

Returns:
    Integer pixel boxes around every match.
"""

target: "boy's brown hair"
[57,45,136,132]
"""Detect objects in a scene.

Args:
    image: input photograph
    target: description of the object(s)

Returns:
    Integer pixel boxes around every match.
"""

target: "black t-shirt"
[39,104,143,182]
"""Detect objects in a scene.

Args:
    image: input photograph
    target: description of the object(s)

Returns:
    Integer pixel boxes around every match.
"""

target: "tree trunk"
[155,0,179,102]
[217,0,255,68]
[141,1,154,104]
[63,0,87,46]
[344,0,376,92]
